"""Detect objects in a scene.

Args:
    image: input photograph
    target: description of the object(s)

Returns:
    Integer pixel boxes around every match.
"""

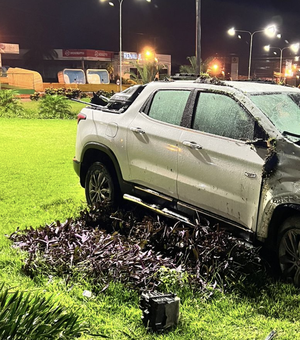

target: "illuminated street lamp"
[100,0,151,91]
[143,48,155,60]
[228,24,277,79]
[264,43,300,80]
[100,0,124,91]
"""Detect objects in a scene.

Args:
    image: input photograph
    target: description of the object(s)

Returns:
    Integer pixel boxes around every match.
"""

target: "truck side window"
[148,90,191,126]
[193,92,255,140]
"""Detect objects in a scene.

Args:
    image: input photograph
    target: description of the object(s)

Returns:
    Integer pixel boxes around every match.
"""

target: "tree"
[127,60,166,84]
[179,56,198,74]
[179,56,215,74]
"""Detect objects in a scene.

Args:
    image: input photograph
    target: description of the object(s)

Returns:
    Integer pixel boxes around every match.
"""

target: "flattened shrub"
[9,204,266,294]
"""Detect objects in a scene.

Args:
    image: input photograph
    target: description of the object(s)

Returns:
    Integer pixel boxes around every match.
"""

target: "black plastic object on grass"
[140,292,180,332]
[264,330,277,340]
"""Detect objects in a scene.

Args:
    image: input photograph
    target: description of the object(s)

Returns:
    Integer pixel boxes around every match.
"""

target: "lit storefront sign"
[0,43,19,54]
[62,49,114,61]
[123,52,138,60]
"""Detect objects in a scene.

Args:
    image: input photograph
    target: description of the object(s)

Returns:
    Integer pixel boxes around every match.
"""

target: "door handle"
[130,127,145,134]
[244,172,257,178]
[182,140,203,150]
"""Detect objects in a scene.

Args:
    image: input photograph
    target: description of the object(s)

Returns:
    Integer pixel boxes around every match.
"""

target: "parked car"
[73,78,300,286]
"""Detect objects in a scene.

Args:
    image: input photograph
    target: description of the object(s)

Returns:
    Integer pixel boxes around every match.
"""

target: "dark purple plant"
[9,203,265,293]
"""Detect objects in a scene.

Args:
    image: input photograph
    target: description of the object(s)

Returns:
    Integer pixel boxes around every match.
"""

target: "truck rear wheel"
[85,162,116,206]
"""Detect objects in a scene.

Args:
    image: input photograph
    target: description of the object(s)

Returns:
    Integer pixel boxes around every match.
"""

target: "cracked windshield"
[251,93,300,141]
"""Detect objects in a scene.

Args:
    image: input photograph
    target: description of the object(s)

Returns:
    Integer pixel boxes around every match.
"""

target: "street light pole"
[236,30,265,80]
[101,0,151,92]
[228,25,277,79]
[279,48,283,81]
[195,0,201,74]
[100,0,124,91]
[264,43,300,81]
[119,0,123,92]
[248,32,254,80]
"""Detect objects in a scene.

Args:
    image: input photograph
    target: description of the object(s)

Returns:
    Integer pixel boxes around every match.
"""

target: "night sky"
[1,0,300,72]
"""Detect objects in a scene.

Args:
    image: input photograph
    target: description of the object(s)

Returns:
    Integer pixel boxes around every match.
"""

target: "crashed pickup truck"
[73,78,300,286]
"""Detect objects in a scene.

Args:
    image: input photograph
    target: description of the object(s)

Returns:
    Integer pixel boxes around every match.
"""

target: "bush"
[34,88,114,102]
[0,284,86,339]
[65,88,81,99]
[93,89,115,99]
[56,88,66,96]
[38,94,73,119]
[43,88,82,99]
[80,91,88,98]
[30,92,40,101]
[44,88,57,96]
[0,90,24,117]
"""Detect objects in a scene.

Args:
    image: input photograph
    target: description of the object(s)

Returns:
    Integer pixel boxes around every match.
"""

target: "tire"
[85,162,117,206]
[277,215,300,287]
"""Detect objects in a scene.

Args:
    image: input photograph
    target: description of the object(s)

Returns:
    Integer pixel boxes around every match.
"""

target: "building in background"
[2,48,171,83]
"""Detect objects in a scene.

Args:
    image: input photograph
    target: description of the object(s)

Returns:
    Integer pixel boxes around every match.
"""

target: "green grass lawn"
[1,117,300,339]
[21,98,89,118]
[0,119,84,231]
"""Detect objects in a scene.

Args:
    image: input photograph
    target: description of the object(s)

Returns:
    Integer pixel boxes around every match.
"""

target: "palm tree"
[180,56,218,75]
[179,56,198,74]
[128,60,166,84]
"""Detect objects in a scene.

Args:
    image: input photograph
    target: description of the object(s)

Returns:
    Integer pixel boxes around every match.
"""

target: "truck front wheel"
[278,215,300,287]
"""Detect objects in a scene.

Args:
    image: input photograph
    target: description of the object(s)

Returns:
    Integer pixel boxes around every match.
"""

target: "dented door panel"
[178,130,264,231]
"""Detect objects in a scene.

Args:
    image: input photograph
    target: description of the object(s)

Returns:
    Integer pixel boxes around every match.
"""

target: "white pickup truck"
[73,78,300,286]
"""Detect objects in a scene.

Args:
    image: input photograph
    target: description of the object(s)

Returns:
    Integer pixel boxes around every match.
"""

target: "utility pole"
[195,0,201,74]
[119,0,123,91]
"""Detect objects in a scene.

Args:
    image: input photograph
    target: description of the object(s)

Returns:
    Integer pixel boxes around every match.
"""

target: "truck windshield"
[250,92,300,142]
